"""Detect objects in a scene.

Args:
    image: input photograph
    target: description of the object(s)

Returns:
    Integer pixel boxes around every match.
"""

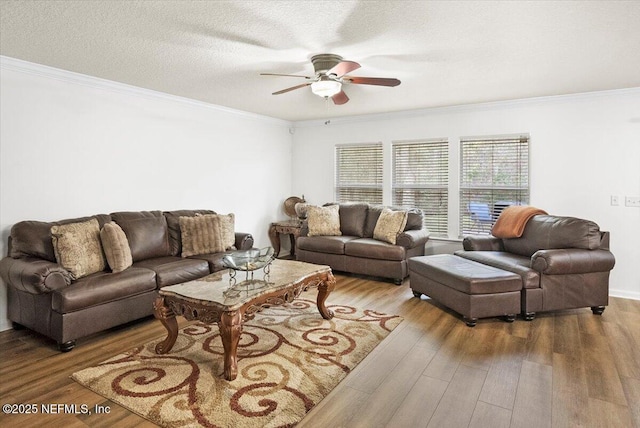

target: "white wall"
[291,89,640,300]
[0,57,293,331]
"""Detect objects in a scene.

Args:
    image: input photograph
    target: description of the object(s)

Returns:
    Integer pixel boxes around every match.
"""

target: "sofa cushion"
[189,252,230,273]
[51,219,106,279]
[503,215,602,257]
[454,250,540,289]
[345,238,406,261]
[133,256,210,287]
[164,209,216,256]
[296,235,355,255]
[179,214,234,257]
[374,209,408,244]
[404,209,424,231]
[9,214,111,262]
[307,205,341,236]
[51,267,156,313]
[112,212,171,262]
[100,222,133,273]
[337,202,369,237]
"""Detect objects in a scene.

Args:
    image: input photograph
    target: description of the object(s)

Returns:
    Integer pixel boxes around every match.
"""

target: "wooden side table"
[268,220,303,259]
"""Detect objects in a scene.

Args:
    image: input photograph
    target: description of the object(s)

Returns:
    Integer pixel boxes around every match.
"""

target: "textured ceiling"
[1,0,640,121]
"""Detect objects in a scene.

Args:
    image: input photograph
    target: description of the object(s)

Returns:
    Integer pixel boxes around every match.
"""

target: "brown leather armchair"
[456,215,615,319]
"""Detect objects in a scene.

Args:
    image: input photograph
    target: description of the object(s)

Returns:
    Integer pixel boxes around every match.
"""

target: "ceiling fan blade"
[272,82,312,95]
[344,76,401,87]
[327,60,361,78]
[260,73,312,79]
[332,90,349,105]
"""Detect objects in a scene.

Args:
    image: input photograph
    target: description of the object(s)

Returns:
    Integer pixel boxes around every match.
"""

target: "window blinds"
[335,143,383,204]
[459,136,530,236]
[392,140,449,236]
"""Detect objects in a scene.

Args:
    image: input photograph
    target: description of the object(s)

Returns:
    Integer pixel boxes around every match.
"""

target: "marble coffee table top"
[159,259,331,310]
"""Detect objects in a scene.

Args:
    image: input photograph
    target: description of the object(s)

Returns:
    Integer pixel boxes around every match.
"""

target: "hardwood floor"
[1,274,638,427]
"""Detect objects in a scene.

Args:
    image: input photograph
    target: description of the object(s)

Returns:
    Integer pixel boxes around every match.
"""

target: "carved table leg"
[317,272,336,320]
[219,310,243,381]
[153,296,178,354]
[268,224,281,258]
[289,233,296,257]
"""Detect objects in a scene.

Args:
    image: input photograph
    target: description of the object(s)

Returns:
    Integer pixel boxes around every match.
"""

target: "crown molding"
[0,55,292,127]
[293,87,640,128]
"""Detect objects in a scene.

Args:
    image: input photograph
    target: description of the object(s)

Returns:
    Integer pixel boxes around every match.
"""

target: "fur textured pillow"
[100,222,133,273]
[179,214,235,257]
[216,213,236,250]
[51,218,106,279]
[373,209,408,244]
[307,205,342,237]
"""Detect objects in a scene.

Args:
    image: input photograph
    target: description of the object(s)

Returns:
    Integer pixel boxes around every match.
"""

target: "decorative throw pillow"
[51,218,106,279]
[307,205,342,237]
[373,209,408,244]
[179,214,235,257]
[100,222,133,273]
[217,213,236,250]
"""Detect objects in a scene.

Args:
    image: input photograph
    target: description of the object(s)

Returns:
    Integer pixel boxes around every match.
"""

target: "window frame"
[392,139,449,237]
[459,134,530,237]
[334,142,383,204]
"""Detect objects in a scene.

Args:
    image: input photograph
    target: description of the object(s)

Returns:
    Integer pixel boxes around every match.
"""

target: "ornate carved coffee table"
[153,259,335,381]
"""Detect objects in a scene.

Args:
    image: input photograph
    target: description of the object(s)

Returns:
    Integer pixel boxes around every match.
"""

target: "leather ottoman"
[408,254,522,326]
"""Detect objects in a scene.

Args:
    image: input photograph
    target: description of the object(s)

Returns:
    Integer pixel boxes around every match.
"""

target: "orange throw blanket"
[491,206,548,238]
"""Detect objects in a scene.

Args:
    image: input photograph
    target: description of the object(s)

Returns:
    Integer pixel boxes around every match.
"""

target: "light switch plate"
[610,195,619,206]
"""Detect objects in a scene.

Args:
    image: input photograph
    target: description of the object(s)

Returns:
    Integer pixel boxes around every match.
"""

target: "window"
[459,135,529,236]
[335,143,383,204]
[392,140,449,236]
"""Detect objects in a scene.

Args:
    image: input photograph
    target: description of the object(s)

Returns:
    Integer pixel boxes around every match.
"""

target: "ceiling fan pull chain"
[324,97,331,125]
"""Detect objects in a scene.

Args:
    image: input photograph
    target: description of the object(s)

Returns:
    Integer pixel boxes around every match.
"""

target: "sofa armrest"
[396,229,430,249]
[531,249,616,275]
[0,257,73,294]
[463,235,504,251]
[235,232,254,251]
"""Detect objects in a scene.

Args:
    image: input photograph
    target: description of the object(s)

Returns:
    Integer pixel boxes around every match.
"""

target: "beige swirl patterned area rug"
[72,298,402,427]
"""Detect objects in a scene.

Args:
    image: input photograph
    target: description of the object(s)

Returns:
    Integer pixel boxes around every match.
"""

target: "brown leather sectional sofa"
[296,203,430,284]
[0,210,253,351]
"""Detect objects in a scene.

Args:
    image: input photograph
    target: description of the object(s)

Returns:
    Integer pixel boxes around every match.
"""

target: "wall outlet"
[610,195,620,206]
[625,196,640,207]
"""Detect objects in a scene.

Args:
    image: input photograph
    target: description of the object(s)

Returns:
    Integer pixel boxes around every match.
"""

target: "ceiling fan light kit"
[310,78,342,98]
[261,53,400,105]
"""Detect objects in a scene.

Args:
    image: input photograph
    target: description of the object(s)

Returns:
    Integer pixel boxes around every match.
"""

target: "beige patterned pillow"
[100,222,133,273]
[51,218,106,279]
[180,214,235,257]
[307,205,342,237]
[373,209,408,244]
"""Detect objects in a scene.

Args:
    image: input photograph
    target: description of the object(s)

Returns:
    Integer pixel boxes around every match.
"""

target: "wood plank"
[478,332,525,410]
[468,401,511,428]
[350,344,436,427]
[422,324,475,382]
[620,376,640,428]
[426,364,487,428]
[385,375,448,428]
[551,352,590,427]
[581,332,628,406]
[511,360,553,428]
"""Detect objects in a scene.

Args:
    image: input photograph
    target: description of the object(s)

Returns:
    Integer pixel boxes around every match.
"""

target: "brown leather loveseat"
[455,214,615,319]
[296,203,430,284]
[0,209,253,351]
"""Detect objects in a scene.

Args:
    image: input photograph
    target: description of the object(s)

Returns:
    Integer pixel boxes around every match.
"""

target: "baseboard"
[610,289,640,301]
[0,319,12,332]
